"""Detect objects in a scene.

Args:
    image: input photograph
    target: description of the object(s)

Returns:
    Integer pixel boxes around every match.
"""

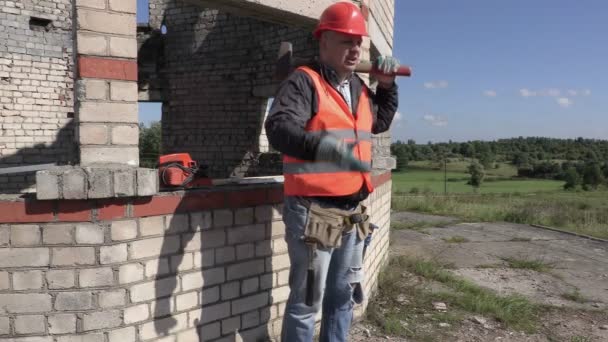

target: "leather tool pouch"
[303,203,370,248]
[304,203,349,248]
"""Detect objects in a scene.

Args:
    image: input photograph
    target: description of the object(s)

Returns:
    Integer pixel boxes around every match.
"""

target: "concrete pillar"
[75,0,139,166]
[35,0,158,200]
[368,0,395,56]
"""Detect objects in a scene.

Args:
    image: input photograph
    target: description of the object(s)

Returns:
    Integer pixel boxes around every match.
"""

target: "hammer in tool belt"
[274,41,412,81]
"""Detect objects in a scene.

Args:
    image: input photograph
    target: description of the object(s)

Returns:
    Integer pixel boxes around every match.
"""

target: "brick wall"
[146,1,317,178]
[0,0,77,194]
[355,175,391,319]
[0,173,392,341]
[141,1,396,177]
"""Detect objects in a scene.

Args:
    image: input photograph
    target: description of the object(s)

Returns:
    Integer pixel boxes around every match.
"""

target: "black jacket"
[264,61,399,205]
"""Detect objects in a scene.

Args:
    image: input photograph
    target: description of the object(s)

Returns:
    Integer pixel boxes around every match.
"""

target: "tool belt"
[303,201,370,249]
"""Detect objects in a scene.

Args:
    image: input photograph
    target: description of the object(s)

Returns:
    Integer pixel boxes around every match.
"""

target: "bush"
[563,167,580,190]
[467,161,485,189]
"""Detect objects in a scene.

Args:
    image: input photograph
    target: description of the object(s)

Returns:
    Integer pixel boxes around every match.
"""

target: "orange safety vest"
[283,66,374,196]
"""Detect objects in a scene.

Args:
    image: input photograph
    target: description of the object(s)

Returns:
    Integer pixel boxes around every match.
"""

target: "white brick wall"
[14,315,46,334]
[0,0,77,193]
[145,1,317,178]
[99,289,126,308]
[48,314,77,334]
[47,270,75,289]
[0,179,391,341]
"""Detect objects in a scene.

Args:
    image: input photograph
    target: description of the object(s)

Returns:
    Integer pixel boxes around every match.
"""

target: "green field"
[394,162,564,194]
[391,163,608,239]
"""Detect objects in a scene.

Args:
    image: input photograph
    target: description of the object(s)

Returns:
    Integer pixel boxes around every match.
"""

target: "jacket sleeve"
[370,82,399,134]
[264,70,321,161]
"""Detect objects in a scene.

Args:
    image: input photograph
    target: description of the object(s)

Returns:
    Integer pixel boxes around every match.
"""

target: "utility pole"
[444,157,447,195]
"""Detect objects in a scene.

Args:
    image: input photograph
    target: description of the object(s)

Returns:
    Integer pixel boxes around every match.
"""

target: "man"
[264,2,399,341]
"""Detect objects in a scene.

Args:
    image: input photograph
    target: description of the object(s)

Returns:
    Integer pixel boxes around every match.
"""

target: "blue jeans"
[281,196,364,342]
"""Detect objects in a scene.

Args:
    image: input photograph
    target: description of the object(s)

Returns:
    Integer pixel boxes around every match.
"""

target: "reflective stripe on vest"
[283,161,373,174]
[319,129,372,142]
[283,66,374,197]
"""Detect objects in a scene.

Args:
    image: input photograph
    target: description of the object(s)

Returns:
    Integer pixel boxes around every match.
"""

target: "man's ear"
[319,31,333,45]
[318,32,326,48]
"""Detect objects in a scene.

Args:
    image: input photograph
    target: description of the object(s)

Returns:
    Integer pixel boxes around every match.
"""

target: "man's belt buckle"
[344,213,363,226]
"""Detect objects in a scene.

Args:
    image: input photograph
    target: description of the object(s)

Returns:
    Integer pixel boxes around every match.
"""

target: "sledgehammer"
[274,41,412,81]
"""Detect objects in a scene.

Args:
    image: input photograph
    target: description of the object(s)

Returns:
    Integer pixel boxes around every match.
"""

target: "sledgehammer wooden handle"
[356,61,412,77]
[275,42,413,80]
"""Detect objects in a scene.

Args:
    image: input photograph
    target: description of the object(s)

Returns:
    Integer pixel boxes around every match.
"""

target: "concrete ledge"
[36,166,158,200]
[530,224,608,243]
[10,171,392,223]
[188,0,334,28]
[372,156,396,170]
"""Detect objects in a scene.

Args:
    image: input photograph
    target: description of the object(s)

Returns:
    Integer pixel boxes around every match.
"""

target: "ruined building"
[0,0,395,340]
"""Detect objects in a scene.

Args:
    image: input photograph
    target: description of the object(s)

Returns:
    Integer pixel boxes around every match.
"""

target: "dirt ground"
[350,212,608,342]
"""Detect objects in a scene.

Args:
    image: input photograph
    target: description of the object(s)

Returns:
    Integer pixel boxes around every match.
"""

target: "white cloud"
[424,80,449,89]
[394,111,403,121]
[544,88,561,97]
[520,88,591,98]
[423,114,448,127]
[557,97,573,108]
[483,90,497,97]
[520,88,537,97]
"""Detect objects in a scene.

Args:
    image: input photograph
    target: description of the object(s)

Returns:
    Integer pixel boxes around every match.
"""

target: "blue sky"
[138,0,607,143]
[392,0,607,143]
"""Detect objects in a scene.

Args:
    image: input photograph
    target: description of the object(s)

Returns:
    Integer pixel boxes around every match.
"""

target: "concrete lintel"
[188,0,336,28]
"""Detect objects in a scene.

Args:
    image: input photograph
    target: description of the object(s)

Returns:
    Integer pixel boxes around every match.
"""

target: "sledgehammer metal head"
[274,41,412,81]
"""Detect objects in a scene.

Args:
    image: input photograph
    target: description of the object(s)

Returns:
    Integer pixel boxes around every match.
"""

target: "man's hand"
[374,55,400,88]
[315,135,370,172]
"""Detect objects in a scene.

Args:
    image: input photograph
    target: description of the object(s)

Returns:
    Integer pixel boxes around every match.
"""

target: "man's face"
[320,31,363,76]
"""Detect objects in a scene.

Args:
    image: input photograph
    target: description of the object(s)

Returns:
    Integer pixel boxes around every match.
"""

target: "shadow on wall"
[153,196,274,341]
[138,0,315,179]
[0,120,77,194]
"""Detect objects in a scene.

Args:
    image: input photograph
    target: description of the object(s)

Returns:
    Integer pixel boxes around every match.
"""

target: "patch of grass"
[381,315,410,336]
[431,311,464,325]
[384,256,538,332]
[367,280,460,341]
[561,289,588,303]
[391,220,456,232]
[509,237,532,242]
[391,191,608,239]
[443,236,469,243]
[391,221,431,232]
[502,257,554,273]
[570,336,592,342]
[475,264,500,269]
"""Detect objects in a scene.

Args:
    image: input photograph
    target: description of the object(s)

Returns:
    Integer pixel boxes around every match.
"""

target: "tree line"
[391,137,608,190]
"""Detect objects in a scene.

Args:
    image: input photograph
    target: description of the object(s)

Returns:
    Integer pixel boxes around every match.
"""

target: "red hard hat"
[313,2,368,39]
